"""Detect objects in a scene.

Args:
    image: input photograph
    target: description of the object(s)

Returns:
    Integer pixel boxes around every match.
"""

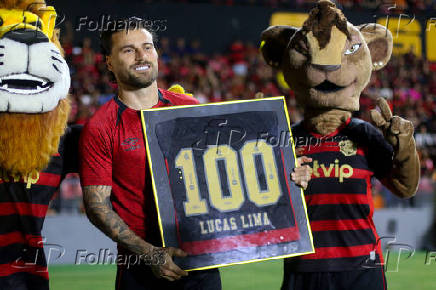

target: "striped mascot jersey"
[287,118,393,272]
[0,126,80,290]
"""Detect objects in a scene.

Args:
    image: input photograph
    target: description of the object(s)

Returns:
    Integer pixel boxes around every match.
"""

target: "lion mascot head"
[260,0,419,198]
[0,0,70,177]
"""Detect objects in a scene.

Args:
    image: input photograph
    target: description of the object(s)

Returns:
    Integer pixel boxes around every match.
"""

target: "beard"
[118,62,158,89]
[0,98,70,176]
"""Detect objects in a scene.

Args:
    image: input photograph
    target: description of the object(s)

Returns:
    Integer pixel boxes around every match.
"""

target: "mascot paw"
[370,97,415,162]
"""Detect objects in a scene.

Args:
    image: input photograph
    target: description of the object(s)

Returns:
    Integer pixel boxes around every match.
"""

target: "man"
[79,21,221,290]
[79,19,312,290]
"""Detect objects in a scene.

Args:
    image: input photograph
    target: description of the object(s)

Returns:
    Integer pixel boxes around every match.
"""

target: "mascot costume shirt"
[261,1,420,289]
[0,1,77,289]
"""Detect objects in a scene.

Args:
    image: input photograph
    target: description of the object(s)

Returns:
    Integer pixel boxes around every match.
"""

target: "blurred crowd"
[50,33,436,214]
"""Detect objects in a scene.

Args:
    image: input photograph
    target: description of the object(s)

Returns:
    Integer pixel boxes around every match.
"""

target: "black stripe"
[0,215,45,236]
[158,90,171,104]
[0,243,47,266]
[0,184,55,205]
[307,204,371,221]
[284,254,382,272]
[51,56,63,63]
[0,272,49,288]
[313,229,376,248]
[114,97,128,127]
[40,156,62,175]
[52,64,61,73]
[306,178,367,195]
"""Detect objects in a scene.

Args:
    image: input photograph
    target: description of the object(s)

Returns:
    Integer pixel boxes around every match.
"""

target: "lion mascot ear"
[0,0,71,176]
[358,24,393,71]
[260,26,298,68]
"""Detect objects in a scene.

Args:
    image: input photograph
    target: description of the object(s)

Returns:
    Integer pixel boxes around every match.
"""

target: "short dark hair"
[100,17,157,57]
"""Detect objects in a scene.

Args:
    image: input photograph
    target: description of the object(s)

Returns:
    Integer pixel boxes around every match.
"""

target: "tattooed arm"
[83,185,188,281]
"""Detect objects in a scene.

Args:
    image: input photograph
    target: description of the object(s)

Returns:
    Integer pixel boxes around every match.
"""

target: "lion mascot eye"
[345,43,361,55]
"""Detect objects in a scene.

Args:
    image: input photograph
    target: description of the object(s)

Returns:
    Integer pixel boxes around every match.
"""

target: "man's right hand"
[151,247,188,281]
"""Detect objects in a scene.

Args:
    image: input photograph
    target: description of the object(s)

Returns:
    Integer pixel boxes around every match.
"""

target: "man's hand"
[151,247,188,281]
[291,156,312,190]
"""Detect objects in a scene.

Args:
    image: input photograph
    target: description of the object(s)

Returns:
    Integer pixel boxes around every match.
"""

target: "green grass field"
[49,251,436,290]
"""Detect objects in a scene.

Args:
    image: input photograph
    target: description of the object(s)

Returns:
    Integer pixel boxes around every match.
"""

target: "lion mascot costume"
[260,1,420,289]
[0,1,76,289]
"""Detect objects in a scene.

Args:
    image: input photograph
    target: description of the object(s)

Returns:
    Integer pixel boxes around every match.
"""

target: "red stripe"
[0,202,48,218]
[311,168,373,180]
[301,244,375,259]
[0,232,44,248]
[36,172,61,187]
[310,219,371,231]
[301,145,365,156]
[164,158,182,246]
[181,227,299,256]
[305,193,368,205]
[280,148,300,234]
[0,260,48,278]
[164,158,170,176]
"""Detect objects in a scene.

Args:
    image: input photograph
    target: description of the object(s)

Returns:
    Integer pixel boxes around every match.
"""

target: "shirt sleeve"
[79,120,113,186]
[364,122,394,180]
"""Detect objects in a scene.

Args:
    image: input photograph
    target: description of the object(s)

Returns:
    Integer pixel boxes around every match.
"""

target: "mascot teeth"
[0,74,53,94]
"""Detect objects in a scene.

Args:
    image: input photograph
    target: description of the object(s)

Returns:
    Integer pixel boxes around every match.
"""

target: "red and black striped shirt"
[287,118,393,272]
[0,126,81,290]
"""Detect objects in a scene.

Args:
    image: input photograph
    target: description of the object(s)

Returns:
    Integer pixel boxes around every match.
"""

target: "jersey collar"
[155,89,172,107]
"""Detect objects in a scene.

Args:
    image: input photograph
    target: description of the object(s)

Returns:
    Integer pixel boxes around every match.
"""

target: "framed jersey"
[141,97,314,271]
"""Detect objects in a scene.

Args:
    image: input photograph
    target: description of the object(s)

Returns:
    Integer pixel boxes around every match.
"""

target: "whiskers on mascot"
[0,1,76,289]
[260,1,420,289]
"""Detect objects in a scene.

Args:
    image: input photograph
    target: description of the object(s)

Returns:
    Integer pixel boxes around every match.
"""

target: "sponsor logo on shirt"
[121,138,140,151]
[309,159,354,183]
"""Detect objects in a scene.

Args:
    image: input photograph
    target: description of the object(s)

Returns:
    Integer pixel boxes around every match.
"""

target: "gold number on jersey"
[240,140,281,207]
[175,148,208,216]
[175,142,282,215]
[203,145,244,212]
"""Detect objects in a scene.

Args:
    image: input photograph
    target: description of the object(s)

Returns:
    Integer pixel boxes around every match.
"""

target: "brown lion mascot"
[260,1,420,289]
[0,1,77,289]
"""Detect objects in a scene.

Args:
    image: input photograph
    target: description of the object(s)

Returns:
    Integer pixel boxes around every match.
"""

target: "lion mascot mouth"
[0,0,70,177]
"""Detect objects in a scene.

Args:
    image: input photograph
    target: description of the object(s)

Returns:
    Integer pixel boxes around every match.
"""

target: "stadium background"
[44,0,436,289]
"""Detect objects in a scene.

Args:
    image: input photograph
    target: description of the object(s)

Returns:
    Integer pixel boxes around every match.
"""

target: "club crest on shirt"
[339,140,357,156]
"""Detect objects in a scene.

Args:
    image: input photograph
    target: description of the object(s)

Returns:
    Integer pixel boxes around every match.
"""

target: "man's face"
[107,29,158,89]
